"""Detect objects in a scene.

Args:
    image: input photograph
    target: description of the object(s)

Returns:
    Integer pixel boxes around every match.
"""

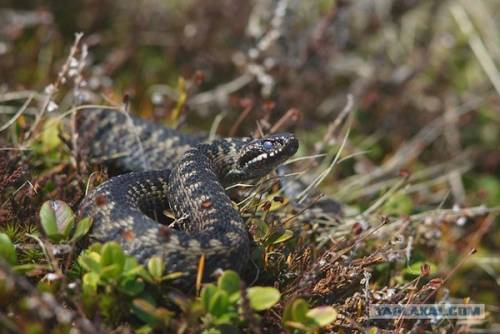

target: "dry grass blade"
[359,174,409,217]
[297,115,353,204]
[451,3,500,96]
[24,32,85,142]
[0,94,33,133]
[336,98,481,196]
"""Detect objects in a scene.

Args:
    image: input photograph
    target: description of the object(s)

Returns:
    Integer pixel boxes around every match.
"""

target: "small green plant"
[78,243,185,330]
[78,241,147,296]
[77,243,282,331]
[77,242,167,328]
[198,270,281,330]
[251,193,295,248]
[283,298,337,333]
[253,217,294,247]
[39,200,92,243]
[132,298,174,332]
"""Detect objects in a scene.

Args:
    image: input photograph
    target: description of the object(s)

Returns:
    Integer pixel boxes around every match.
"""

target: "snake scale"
[77,108,298,283]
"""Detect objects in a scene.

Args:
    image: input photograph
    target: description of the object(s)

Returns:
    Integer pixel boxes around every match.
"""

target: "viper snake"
[77,108,298,283]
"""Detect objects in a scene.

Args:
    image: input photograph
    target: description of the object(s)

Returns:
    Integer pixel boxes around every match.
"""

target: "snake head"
[224,133,299,184]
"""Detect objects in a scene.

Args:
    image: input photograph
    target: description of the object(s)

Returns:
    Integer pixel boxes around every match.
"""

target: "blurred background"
[1,1,499,177]
[1,0,499,330]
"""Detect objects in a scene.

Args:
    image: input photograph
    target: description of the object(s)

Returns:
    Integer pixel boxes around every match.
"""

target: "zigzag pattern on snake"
[77,108,298,283]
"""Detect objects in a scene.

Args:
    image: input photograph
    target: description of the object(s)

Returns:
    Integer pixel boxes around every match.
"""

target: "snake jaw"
[231,132,299,181]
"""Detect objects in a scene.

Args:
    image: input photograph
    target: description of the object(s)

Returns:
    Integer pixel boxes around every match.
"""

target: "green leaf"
[247,286,280,311]
[101,242,125,272]
[164,271,186,281]
[0,233,17,265]
[133,292,174,326]
[403,261,437,277]
[82,272,100,293]
[291,298,310,323]
[283,321,308,330]
[270,229,294,244]
[88,243,102,253]
[133,298,158,326]
[170,77,187,126]
[212,311,239,325]
[218,270,240,296]
[118,277,145,296]
[135,325,154,334]
[39,201,60,239]
[201,284,218,312]
[51,200,75,238]
[253,219,270,241]
[78,251,101,273]
[40,118,62,152]
[100,264,123,280]
[39,200,75,242]
[123,257,144,277]
[208,290,231,319]
[283,299,294,324]
[71,217,93,242]
[147,256,164,281]
[306,306,337,327]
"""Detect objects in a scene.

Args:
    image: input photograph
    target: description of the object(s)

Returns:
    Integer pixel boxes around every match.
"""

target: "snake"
[77,108,298,283]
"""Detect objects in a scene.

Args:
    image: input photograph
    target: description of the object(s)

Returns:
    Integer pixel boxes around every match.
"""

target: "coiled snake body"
[78,108,298,282]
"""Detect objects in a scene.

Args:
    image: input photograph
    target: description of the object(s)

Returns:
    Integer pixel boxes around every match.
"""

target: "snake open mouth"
[239,150,266,167]
[238,133,298,170]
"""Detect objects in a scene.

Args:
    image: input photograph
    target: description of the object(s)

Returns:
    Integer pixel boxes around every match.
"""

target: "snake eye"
[262,140,274,151]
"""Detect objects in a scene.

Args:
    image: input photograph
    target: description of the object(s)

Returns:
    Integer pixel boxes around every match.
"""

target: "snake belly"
[77,108,298,282]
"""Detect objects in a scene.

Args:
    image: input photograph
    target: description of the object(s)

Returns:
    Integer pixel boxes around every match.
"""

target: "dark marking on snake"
[77,108,298,284]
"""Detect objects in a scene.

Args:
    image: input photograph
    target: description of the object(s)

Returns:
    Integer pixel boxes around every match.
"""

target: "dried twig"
[269,108,301,134]
[229,100,254,137]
